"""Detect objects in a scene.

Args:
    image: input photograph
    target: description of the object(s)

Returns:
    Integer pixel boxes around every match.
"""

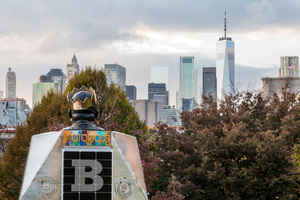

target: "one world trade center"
[216,7,235,101]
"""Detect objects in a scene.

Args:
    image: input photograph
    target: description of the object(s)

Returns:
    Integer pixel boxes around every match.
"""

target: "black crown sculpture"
[67,86,97,110]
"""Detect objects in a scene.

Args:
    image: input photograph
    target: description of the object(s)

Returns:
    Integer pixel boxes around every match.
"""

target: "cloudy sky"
[0,0,299,108]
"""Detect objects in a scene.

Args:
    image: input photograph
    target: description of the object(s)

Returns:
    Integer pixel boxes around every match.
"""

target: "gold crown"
[67,86,97,110]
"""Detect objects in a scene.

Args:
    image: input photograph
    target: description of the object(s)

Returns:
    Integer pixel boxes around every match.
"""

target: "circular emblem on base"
[115,177,133,198]
[36,176,57,198]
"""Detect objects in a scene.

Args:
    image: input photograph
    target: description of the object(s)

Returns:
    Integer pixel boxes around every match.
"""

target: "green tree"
[154,92,300,200]
[66,67,148,140]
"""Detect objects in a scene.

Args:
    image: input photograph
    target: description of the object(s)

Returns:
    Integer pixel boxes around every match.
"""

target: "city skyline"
[0,1,298,107]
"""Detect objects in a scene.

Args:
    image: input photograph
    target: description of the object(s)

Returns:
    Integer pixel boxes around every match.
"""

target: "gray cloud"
[1,0,300,53]
[246,1,276,22]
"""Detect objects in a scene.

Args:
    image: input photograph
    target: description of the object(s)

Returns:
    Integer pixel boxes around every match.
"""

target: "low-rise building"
[163,106,182,126]
[0,99,29,126]
[262,77,300,99]
[131,99,163,126]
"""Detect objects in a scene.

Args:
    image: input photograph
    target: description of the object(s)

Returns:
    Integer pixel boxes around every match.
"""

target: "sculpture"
[19,86,147,200]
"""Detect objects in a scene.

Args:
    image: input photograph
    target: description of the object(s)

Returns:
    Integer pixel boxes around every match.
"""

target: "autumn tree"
[152,180,185,200]
[154,91,300,199]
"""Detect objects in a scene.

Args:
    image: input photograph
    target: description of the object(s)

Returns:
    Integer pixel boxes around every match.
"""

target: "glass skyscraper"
[202,67,217,101]
[216,8,235,101]
[176,56,197,111]
[105,63,126,89]
[126,85,137,100]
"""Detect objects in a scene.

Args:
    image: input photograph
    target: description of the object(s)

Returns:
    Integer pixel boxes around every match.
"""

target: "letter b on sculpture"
[71,160,104,191]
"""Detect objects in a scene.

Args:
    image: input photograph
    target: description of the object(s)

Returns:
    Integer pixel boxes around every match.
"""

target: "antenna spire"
[224,6,227,38]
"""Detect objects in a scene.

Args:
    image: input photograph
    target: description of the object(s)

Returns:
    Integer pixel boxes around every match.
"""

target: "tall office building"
[280,56,299,77]
[66,54,80,80]
[32,69,67,108]
[148,83,169,106]
[176,56,197,111]
[32,82,58,108]
[44,69,67,92]
[151,66,169,91]
[6,68,16,99]
[216,7,235,101]
[105,63,126,89]
[126,85,137,100]
[203,67,217,101]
